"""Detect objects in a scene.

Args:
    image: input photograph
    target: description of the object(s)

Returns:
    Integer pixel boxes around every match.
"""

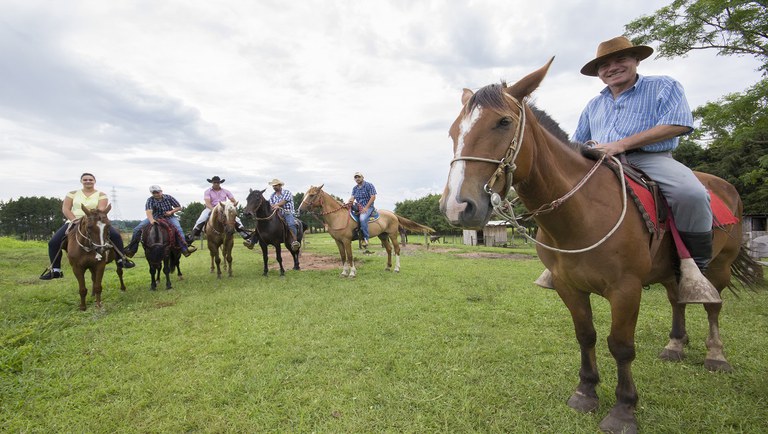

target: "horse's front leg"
[209,251,216,274]
[225,246,233,277]
[703,301,732,372]
[260,243,270,276]
[660,281,689,361]
[335,239,349,277]
[74,267,89,311]
[346,241,356,278]
[149,265,157,291]
[381,235,393,271]
[558,288,600,414]
[599,287,641,434]
[275,244,285,277]
[92,265,105,309]
[163,257,172,289]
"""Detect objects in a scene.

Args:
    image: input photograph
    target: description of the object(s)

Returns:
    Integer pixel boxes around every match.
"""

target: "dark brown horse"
[204,202,237,278]
[64,204,125,310]
[244,189,303,276]
[439,59,764,434]
[141,220,182,290]
[298,185,435,277]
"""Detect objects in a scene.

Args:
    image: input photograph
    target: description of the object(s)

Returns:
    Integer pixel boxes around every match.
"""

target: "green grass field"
[1,235,766,433]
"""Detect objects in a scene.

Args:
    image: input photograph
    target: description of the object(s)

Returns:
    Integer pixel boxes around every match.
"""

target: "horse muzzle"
[439,191,492,230]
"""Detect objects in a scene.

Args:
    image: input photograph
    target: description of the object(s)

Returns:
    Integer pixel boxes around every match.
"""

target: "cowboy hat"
[268,178,284,186]
[580,36,653,77]
[207,176,225,183]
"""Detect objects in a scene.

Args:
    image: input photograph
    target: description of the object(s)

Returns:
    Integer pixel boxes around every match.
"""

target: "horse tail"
[727,244,766,293]
[395,214,435,234]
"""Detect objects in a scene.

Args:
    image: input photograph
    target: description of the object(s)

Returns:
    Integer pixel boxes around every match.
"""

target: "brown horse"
[64,204,126,310]
[439,60,764,434]
[299,185,435,277]
[204,202,237,278]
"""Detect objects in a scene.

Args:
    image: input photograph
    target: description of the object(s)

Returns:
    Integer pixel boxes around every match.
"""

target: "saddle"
[349,205,379,222]
[144,219,181,250]
[603,156,739,259]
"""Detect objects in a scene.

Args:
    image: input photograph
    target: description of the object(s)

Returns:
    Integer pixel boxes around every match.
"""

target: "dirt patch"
[456,252,534,260]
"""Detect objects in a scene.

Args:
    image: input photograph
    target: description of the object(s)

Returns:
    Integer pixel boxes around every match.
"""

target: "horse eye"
[498,117,512,128]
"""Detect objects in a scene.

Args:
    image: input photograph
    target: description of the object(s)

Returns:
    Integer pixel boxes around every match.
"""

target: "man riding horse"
[185,175,251,245]
[244,178,301,250]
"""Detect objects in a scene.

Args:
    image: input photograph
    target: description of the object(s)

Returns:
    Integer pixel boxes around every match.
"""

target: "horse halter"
[76,215,112,261]
[449,93,526,202]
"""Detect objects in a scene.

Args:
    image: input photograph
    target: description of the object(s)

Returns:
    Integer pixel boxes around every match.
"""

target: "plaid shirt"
[145,194,181,220]
[351,181,377,207]
[269,189,295,215]
[573,75,693,153]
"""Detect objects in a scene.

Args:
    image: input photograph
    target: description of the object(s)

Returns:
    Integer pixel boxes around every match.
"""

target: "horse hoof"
[394,268,400,273]
[704,359,733,373]
[659,348,684,362]
[599,408,637,434]
[79,306,87,312]
[567,392,598,413]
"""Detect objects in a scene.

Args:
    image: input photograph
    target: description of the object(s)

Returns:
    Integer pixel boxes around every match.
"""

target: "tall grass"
[1,235,766,432]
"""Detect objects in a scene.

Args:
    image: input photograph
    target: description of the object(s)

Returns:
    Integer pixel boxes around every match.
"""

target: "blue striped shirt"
[352,181,377,207]
[573,75,694,152]
[270,189,295,215]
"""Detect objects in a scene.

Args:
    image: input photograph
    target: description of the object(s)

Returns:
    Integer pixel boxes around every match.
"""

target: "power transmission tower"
[110,187,124,221]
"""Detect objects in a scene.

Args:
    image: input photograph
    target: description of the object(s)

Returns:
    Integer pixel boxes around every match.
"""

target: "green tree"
[394,194,458,234]
[180,202,205,233]
[0,196,62,240]
[626,0,768,213]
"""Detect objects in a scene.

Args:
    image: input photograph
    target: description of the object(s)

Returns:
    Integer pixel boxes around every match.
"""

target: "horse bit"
[449,94,628,254]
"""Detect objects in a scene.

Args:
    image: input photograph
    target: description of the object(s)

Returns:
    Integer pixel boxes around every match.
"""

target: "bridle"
[75,214,112,261]
[449,93,628,254]
[248,194,280,221]
[209,205,236,235]
[301,188,353,231]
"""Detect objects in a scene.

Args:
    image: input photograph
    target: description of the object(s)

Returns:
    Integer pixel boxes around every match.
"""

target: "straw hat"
[580,36,653,76]
[268,178,285,186]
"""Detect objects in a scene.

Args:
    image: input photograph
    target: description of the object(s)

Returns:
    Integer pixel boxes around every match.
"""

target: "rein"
[452,94,628,253]
[249,196,281,221]
[303,190,353,231]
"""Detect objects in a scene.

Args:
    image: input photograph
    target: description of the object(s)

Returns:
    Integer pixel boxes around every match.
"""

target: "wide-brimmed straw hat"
[207,176,225,183]
[580,36,653,76]
[268,178,284,186]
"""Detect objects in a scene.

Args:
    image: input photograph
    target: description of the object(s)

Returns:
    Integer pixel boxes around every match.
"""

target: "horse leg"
[346,241,356,278]
[164,257,172,290]
[74,268,88,311]
[215,250,222,279]
[149,265,157,291]
[390,233,401,273]
[599,287,642,434]
[702,301,732,372]
[275,244,285,277]
[260,242,269,276]
[335,239,349,277]
[116,262,126,291]
[92,265,105,309]
[380,234,392,271]
[209,250,216,274]
[660,280,689,362]
[558,289,600,414]
[226,246,233,277]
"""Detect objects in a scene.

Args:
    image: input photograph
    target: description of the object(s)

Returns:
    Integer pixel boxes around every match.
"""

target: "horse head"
[440,58,554,229]
[244,188,268,217]
[80,203,112,257]
[217,202,237,234]
[298,184,325,212]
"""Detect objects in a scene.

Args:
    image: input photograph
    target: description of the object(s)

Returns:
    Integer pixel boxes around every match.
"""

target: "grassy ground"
[1,235,766,433]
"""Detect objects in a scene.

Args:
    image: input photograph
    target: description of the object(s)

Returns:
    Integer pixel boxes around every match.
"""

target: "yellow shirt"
[67,189,108,219]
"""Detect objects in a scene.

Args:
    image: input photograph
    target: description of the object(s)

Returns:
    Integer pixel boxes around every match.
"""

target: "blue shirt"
[352,181,377,207]
[269,189,295,215]
[573,75,694,152]
[145,194,181,220]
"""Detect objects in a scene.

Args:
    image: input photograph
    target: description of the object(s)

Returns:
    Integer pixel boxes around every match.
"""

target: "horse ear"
[461,88,474,106]
[319,184,324,190]
[260,188,266,194]
[81,204,90,215]
[506,56,555,100]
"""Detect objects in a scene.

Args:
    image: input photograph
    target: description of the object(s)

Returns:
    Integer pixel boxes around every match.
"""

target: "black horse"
[244,189,303,276]
[141,221,182,290]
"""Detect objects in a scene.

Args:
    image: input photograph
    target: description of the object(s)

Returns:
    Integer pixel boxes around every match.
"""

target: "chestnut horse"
[64,204,126,310]
[244,189,303,276]
[439,59,764,434]
[204,201,237,278]
[299,185,435,277]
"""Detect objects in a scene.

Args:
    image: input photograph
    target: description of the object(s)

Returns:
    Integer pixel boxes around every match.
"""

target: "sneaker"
[40,270,64,280]
[243,240,255,250]
[291,241,301,250]
[117,258,136,269]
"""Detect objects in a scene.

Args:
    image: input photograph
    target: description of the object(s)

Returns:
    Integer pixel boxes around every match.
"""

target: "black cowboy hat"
[207,176,225,183]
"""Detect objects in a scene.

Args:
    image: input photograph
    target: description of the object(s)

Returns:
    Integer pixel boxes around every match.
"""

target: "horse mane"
[468,81,603,160]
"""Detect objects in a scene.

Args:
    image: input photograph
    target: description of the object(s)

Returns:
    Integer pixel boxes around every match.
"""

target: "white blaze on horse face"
[443,106,482,222]
[97,221,107,246]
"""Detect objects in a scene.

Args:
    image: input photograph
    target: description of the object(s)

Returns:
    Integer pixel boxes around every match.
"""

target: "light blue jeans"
[358,207,374,240]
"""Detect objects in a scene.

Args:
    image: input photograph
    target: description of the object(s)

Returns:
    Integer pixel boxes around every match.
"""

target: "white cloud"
[0,0,762,220]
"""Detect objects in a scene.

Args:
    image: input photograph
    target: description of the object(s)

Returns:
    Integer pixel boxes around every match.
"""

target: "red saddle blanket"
[626,176,739,230]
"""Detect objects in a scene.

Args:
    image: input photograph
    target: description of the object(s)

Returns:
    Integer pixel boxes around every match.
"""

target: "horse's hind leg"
[379,234,393,271]
[660,280,689,361]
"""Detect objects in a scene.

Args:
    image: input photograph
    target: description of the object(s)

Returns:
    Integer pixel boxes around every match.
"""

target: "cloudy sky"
[0,0,762,220]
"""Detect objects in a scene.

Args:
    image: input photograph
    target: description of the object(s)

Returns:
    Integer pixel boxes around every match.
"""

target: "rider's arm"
[363,194,376,211]
[594,124,690,156]
[62,195,76,221]
[146,208,155,225]
[205,197,214,210]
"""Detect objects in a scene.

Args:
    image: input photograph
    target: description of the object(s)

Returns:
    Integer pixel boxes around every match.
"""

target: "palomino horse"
[204,201,237,278]
[141,221,182,290]
[64,204,126,311]
[244,189,303,276]
[299,185,435,277]
[439,59,764,434]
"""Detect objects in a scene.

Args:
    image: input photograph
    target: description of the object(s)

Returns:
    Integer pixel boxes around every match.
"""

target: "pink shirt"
[205,187,234,206]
